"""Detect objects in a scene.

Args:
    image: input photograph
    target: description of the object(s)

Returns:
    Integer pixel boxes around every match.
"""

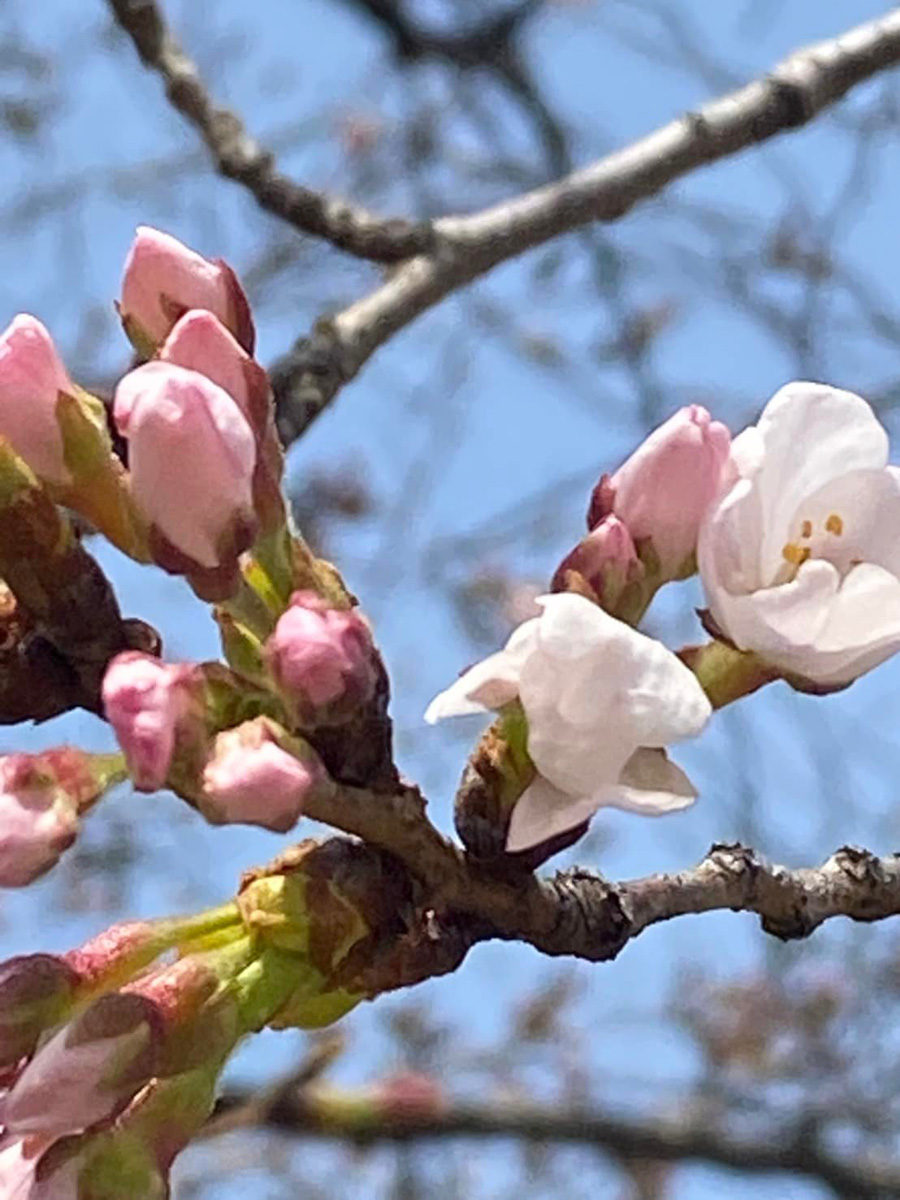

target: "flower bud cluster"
[0,837,406,1195]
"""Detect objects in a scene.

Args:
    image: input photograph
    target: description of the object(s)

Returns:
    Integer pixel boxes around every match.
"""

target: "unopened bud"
[265,592,378,726]
[119,225,254,357]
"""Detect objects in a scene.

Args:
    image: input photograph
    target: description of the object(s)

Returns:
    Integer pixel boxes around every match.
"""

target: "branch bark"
[209,1081,900,1199]
[305,785,900,968]
[106,0,435,263]
[271,8,900,441]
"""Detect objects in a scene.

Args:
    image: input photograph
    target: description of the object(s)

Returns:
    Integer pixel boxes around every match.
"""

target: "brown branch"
[303,785,900,966]
[208,1081,900,1199]
[105,0,434,263]
[272,7,900,441]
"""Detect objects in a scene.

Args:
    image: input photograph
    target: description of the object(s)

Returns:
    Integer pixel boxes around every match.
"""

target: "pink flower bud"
[113,362,257,571]
[265,592,378,726]
[102,652,198,791]
[551,515,641,604]
[0,314,74,484]
[120,226,254,355]
[2,993,160,1137]
[0,755,81,887]
[0,954,78,1068]
[160,311,260,432]
[591,405,731,578]
[201,719,326,832]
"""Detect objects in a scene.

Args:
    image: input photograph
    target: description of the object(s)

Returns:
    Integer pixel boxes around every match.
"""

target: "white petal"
[753,383,888,585]
[709,557,837,668]
[786,467,900,578]
[806,562,900,685]
[423,618,539,723]
[601,747,698,814]
[518,593,710,793]
[505,776,600,853]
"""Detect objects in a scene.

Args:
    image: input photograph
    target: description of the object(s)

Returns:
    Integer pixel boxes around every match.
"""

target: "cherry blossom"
[426,593,710,851]
[699,382,900,687]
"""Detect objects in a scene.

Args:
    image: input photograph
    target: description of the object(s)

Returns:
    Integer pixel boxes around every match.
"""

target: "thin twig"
[106,0,435,263]
[270,8,900,440]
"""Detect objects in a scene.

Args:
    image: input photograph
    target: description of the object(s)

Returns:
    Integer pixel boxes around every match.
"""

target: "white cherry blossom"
[698,383,900,687]
[425,593,711,852]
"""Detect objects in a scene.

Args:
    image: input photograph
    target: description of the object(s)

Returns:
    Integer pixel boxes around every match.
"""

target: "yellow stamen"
[800,519,812,539]
[782,542,811,567]
[825,512,844,536]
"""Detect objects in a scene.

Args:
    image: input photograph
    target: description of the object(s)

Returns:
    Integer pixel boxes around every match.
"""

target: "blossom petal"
[505,776,600,853]
[600,747,698,814]
[787,466,900,578]
[424,619,539,723]
[806,562,900,685]
[708,557,837,668]
[754,383,888,584]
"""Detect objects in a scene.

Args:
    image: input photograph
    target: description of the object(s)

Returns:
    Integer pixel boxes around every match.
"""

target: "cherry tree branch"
[305,786,900,970]
[271,8,900,440]
[209,1082,900,1199]
[105,0,435,263]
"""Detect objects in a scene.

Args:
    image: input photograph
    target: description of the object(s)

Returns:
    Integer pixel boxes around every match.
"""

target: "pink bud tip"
[201,720,323,832]
[113,361,257,570]
[0,314,74,484]
[102,652,193,791]
[0,755,80,887]
[120,226,255,354]
[265,593,378,725]
[606,405,731,577]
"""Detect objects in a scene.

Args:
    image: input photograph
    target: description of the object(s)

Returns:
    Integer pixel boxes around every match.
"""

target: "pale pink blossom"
[120,226,254,353]
[102,652,196,791]
[201,720,325,832]
[0,755,81,887]
[699,382,900,687]
[113,361,257,569]
[265,592,377,725]
[592,405,731,578]
[426,593,710,852]
[0,314,74,484]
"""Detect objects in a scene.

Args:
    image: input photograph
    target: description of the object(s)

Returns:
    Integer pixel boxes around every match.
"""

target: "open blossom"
[265,592,378,725]
[425,593,711,851]
[0,754,81,887]
[201,719,328,832]
[114,361,257,570]
[699,382,900,687]
[591,405,731,579]
[120,225,254,355]
[0,314,74,485]
[102,652,199,791]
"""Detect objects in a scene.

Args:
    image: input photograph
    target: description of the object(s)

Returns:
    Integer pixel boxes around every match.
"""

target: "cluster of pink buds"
[553,405,732,621]
[0,837,407,1196]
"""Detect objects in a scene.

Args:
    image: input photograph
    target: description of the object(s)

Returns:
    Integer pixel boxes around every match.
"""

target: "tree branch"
[209,1081,900,1199]
[272,8,900,440]
[304,786,900,968]
[105,0,435,263]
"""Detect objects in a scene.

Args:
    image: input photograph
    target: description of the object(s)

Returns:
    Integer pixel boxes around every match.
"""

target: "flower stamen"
[782,542,811,568]
[825,512,844,536]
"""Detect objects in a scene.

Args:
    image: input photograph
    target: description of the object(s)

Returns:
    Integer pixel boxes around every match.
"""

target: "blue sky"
[1,2,899,1196]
